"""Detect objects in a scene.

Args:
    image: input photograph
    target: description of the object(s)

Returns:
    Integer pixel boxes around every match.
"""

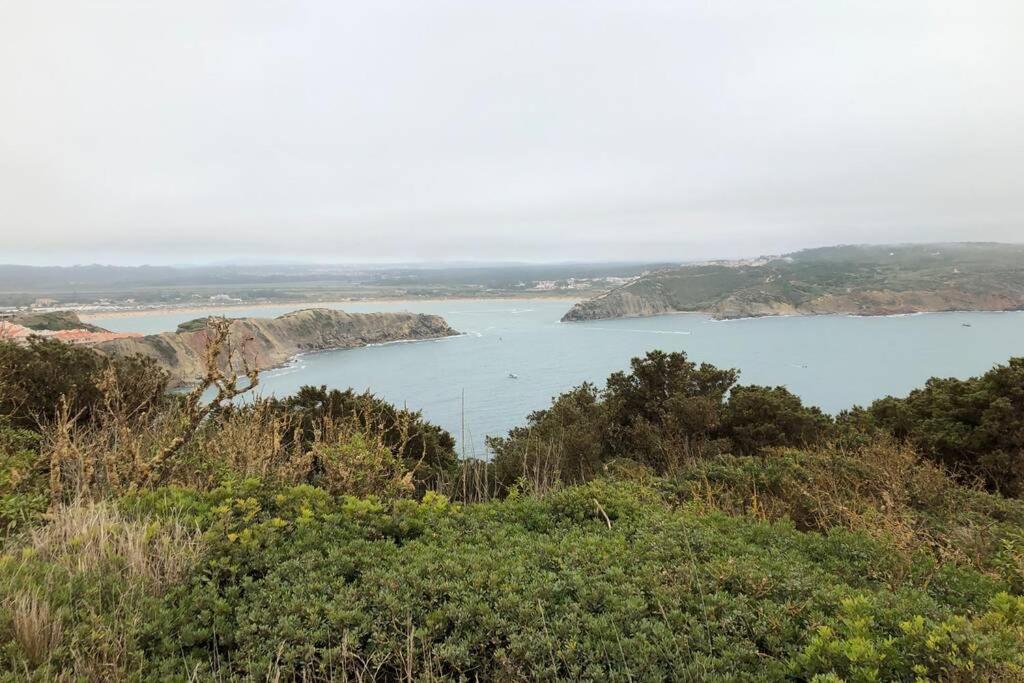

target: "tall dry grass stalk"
[9,591,63,669]
[40,317,267,504]
[433,458,500,503]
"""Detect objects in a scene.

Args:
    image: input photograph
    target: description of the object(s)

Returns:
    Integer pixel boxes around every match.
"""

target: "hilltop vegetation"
[1,333,1023,680]
[563,242,1024,321]
[6,310,107,333]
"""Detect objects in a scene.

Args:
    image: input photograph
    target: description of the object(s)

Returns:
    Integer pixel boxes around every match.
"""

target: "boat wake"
[581,327,691,335]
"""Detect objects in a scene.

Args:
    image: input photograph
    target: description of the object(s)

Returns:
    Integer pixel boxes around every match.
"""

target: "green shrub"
[667,443,1024,587]
[0,501,202,680]
[491,351,843,490]
[790,592,1024,681]
[0,424,46,535]
[722,384,833,455]
[488,383,607,489]
[134,480,1023,681]
[265,386,458,489]
[0,338,168,429]
[865,357,1024,497]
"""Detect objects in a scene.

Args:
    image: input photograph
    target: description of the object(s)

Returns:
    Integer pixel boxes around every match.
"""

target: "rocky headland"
[94,308,458,385]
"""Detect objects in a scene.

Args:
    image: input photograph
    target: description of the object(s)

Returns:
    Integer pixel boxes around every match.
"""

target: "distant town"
[0,262,660,313]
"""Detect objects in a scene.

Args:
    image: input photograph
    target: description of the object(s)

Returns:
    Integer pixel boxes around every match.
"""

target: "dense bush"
[602,350,738,468]
[490,350,833,487]
[0,423,45,535]
[265,385,458,488]
[489,383,607,488]
[722,384,832,455]
[1,478,1005,681]
[0,338,168,429]
[0,500,203,679]
[864,357,1024,497]
[668,441,1024,589]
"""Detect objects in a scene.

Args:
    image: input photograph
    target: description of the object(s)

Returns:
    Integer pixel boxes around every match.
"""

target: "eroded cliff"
[95,308,458,384]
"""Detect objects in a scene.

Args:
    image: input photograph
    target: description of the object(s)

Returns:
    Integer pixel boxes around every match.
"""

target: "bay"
[86,300,1024,456]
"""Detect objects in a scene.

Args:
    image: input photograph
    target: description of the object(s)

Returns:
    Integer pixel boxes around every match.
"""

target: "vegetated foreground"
[1,326,1023,680]
[562,242,1024,321]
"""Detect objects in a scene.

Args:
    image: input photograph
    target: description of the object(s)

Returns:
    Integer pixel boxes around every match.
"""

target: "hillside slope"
[95,308,457,384]
[9,310,108,332]
[563,242,1024,321]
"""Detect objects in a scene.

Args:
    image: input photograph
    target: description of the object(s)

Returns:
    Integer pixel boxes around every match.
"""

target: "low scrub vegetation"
[1,329,1023,680]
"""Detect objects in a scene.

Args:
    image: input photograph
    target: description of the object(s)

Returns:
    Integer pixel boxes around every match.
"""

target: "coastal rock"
[561,287,676,321]
[94,308,458,385]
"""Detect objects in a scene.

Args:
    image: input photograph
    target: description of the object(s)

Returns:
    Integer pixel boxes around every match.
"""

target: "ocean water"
[86,301,1024,456]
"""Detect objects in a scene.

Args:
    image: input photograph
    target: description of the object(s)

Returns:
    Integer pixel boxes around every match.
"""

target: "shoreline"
[171,329,465,389]
[562,306,1024,324]
[711,307,1024,322]
[79,295,584,321]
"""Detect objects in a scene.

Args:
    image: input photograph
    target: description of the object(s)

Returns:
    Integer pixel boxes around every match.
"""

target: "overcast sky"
[1,1,1022,266]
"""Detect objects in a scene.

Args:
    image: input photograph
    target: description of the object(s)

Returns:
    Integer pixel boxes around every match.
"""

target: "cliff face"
[561,287,677,321]
[562,243,1024,322]
[566,284,1024,322]
[705,290,1024,320]
[95,308,458,385]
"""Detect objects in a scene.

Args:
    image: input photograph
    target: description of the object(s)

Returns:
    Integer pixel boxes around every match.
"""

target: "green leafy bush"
[0,424,45,535]
[0,338,168,429]
[864,357,1024,497]
[722,384,832,455]
[265,385,458,488]
[490,350,835,488]
[132,480,1023,681]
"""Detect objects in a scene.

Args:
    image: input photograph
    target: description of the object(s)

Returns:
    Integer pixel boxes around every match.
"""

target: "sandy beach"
[78,295,583,321]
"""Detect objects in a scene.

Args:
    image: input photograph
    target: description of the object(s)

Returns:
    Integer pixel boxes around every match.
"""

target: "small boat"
[507,372,519,379]
[961,323,972,327]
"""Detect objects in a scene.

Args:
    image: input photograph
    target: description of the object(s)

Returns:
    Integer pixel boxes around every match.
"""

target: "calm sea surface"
[86,301,1024,456]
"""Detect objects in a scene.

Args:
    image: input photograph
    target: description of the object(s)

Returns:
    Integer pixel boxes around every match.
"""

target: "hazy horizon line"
[4,239,1021,270]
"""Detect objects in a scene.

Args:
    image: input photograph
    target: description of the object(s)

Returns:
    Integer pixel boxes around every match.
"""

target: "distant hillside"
[95,308,458,385]
[562,243,1024,321]
[9,310,108,332]
[0,262,670,307]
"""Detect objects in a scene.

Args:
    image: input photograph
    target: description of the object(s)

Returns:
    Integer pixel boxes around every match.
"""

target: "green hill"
[563,242,1024,321]
[8,310,107,332]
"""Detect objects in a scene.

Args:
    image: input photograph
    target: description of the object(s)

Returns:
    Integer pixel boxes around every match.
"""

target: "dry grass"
[43,401,191,502]
[25,500,203,587]
[680,436,1024,583]
[688,438,947,527]
[1,501,203,678]
[9,591,63,669]
[41,389,459,508]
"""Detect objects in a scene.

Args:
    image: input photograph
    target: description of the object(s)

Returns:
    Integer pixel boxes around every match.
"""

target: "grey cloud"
[1,1,1021,265]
